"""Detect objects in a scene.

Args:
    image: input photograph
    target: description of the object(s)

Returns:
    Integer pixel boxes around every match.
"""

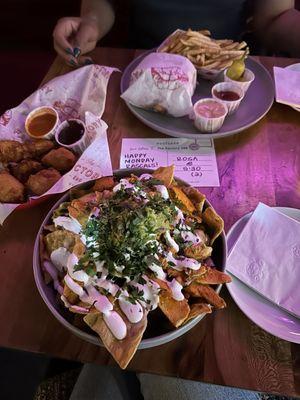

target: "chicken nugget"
[41,147,77,171]
[24,139,54,157]
[0,171,25,202]
[26,168,61,196]
[10,160,43,182]
[0,140,27,163]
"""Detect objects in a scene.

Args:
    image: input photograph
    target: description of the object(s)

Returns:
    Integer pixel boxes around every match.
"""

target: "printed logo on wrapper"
[0,110,12,127]
[292,244,300,258]
[151,67,189,90]
[246,259,265,282]
[53,98,81,120]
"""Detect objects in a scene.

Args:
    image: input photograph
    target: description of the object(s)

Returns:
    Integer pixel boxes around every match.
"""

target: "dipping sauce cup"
[212,82,244,115]
[25,106,59,139]
[193,98,227,133]
[224,68,255,93]
[55,119,89,154]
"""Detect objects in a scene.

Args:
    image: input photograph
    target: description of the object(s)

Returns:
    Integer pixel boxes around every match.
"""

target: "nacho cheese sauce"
[195,100,226,118]
[48,173,208,340]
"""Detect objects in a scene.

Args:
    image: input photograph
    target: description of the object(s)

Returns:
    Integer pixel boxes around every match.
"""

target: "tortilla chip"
[182,187,206,213]
[185,302,212,323]
[92,176,115,192]
[84,307,148,369]
[62,284,78,305]
[159,290,190,327]
[202,207,224,244]
[184,243,213,261]
[165,268,186,285]
[68,192,101,225]
[73,239,86,258]
[185,282,226,309]
[195,266,232,285]
[152,165,175,187]
[186,265,208,281]
[44,230,82,255]
[169,186,196,213]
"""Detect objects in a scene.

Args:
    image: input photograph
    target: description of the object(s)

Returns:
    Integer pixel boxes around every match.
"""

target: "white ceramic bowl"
[33,169,227,349]
[25,106,59,140]
[193,98,227,133]
[224,68,255,93]
[212,82,244,115]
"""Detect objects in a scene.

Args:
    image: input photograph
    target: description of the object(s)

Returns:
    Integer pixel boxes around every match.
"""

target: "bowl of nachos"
[33,166,230,368]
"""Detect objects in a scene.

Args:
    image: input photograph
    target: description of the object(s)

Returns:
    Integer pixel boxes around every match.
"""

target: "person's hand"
[53,16,102,67]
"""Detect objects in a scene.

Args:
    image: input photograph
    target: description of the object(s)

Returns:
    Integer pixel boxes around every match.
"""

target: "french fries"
[158,29,248,71]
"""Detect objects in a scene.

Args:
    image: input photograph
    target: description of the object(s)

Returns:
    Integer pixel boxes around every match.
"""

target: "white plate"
[226,207,300,343]
[285,63,300,112]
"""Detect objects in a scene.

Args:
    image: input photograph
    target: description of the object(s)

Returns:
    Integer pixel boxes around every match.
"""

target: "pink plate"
[226,207,300,343]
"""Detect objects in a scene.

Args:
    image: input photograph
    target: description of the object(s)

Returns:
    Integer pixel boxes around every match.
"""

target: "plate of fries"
[158,29,249,80]
[121,49,274,139]
[33,166,229,368]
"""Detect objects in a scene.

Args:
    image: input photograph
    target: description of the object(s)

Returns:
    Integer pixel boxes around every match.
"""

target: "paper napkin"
[274,66,300,107]
[227,203,300,318]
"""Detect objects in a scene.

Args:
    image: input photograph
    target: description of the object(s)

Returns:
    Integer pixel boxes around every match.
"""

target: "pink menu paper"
[227,203,300,318]
[274,66,300,107]
[0,65,117,224]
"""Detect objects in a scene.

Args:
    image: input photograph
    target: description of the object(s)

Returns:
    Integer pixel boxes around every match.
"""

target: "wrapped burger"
[121,52,197,117]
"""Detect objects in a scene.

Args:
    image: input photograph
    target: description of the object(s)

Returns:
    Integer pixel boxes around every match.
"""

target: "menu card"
[120,137,219,186]
[227,203,300,318]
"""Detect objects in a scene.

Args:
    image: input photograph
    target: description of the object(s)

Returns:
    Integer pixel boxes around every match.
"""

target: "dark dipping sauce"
[58,120,85,145]
[28,113,57,137]
[214,90,240,101]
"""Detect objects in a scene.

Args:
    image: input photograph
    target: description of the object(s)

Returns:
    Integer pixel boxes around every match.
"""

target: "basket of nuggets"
[158,29,248,80]
[0,138,77,204]
[0,64,117,221]
[35,165,231,369]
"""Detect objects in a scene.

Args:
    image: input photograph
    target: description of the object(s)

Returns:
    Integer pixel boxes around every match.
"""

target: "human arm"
[53,0,115,66]
[254,0,300,57]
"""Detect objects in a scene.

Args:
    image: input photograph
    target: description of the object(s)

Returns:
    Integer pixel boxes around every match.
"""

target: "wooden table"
[1,48,300,397]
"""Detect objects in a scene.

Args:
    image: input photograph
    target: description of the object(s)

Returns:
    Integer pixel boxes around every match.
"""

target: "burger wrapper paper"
[227,203,300,318]
[121,52,196,117]
[274,66,300,107]
[0,65,117,224]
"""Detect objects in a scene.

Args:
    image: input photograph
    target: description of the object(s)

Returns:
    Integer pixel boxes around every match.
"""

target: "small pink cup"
[55,119,90,154]
[193,98,227,133]
[25,106,59,139]
[224,68,255,93]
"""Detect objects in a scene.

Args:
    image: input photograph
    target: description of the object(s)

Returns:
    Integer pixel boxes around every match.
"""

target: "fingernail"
[73,47,81,58]
[65,48,74,55]
[83,58,94,65]
[69,58,78,67]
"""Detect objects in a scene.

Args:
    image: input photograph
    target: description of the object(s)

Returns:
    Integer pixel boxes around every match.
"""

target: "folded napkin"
[227,203,300,318]
[274,66,300,107]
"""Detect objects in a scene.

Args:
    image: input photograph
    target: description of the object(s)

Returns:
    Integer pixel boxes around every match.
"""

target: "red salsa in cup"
[213,90,240,101]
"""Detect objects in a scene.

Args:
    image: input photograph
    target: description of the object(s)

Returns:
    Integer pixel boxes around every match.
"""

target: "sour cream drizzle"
[43,260,63,294]
[113,179,135,192]
[181,230,202,245]
[53,216,82,235]
[154,185,169,200]
[50,247,71,272]
[165,230,179,253]
[119,297,144,323]
[166,252,200,271]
